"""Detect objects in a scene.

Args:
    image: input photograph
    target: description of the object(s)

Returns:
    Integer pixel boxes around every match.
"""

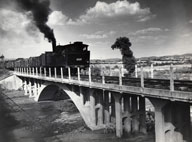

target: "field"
[89,63,192,80]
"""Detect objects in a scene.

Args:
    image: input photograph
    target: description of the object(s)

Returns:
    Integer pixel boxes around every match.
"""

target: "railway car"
[14,58,25,68]
[28,56,41,67]
[40,52,55,67]
[5,41,90,70]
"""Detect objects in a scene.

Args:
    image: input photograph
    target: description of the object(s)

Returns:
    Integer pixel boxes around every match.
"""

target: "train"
[4,41,90,71]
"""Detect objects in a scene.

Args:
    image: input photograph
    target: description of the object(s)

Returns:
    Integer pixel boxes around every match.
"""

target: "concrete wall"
[0,75,22,90]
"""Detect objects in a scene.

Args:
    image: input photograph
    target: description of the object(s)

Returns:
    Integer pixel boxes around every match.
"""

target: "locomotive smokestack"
[16,0,56,47]
[52,37,56,52]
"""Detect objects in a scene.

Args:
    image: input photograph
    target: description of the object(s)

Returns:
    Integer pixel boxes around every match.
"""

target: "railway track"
[71,75,192,92]
[25,72,192,92]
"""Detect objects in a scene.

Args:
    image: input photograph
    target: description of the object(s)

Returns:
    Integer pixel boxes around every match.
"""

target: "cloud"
[84,0,149,17]
[47,0,155,26]
[0,9,40,40]
[0,0,16,9]
[47,10,81,26]
[128,27,169,45]
[47,11,68,26]
[77,0,155,24]
[180,33,192,38]
[137,15,156,22]
[128,27,169,36]
[0,9,51,59]
[0,9,28,34]
[80,31,115,39]
[189,20,192,23]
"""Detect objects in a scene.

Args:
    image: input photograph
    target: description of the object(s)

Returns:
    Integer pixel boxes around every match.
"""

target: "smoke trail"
[16,0,56,46]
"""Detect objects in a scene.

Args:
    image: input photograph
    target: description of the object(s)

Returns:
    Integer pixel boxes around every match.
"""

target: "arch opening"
[37,83,102,130]
[38,84,70,101]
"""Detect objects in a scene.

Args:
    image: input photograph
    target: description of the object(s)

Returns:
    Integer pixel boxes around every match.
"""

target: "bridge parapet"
[14,67,192,103]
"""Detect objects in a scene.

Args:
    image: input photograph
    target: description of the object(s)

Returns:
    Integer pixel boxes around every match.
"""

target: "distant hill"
[138,53,192,60]
[91,58,121,64]
[91,53,192,64]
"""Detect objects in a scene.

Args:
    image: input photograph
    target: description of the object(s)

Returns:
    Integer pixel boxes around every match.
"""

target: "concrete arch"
[34,82,94,130]
[38,84,69,101]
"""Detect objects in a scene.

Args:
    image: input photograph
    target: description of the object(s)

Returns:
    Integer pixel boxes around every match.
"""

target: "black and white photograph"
[0,0,192,142]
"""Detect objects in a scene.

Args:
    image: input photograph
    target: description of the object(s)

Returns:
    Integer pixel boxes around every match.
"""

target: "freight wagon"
[5,41,90,70]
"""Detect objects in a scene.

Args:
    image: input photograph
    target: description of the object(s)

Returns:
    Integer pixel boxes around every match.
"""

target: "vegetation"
[0,55,5,69]
[91,66,101,76]
[111,37,136,75]
[0,69,12,81]
[0,54,4,60]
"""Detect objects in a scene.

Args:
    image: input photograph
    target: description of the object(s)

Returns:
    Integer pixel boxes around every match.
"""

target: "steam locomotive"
[4,41,90,70]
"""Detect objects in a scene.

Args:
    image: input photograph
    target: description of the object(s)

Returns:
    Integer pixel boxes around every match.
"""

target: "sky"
[0,0,192,59]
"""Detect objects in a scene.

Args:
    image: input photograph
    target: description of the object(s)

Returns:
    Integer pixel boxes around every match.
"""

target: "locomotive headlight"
[76,58,82,61]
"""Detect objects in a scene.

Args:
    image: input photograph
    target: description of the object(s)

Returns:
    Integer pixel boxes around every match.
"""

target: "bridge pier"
[28,80,32,97]
[23,78,28,96]
[150,98,191,142]
[33,80,38,97]
[79,86,84,104]
[104,91,110,124]
[113,93,123,137]
[123,95,132,135]
[30,80,35,97]
[114,94,147,137]
[111,94,116,123]
[96,90,104,126]
[132,96,140,134]
[90,89,96,127]
[88,90,148,137]
[139,96,146,134]
[37,81,41,95]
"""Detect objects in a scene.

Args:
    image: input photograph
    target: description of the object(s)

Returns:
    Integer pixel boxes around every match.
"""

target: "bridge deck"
[15,72,192,103]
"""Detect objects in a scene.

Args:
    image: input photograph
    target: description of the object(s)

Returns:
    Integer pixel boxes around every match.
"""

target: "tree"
[0,54,4,60]
[0,54,5,69]
[111,37,136,75]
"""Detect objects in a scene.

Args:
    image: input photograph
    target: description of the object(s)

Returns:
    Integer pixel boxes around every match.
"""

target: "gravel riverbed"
[0,88,154,142]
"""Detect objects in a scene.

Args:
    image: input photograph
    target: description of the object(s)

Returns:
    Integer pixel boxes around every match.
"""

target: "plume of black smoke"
[16,0,56,48]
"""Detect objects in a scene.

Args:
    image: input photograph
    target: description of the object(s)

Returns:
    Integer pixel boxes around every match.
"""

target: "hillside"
[91,58,121,64]
[0,69,13,81]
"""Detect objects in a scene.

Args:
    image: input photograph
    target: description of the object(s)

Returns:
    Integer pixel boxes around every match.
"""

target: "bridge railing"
[14,65,192,92]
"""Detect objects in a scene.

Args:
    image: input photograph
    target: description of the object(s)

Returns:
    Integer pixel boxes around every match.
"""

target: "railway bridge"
[12,66,192,142]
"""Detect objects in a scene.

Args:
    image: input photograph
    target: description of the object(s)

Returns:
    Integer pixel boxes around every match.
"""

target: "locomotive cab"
[53,41,90,68]
[54,41,88,53]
